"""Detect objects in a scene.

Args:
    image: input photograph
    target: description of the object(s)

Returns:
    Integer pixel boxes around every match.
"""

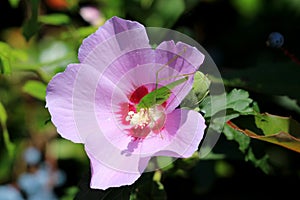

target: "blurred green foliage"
[1,0,300,199]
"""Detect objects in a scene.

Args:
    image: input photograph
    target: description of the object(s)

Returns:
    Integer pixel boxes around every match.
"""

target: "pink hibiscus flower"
[46,16,206,190]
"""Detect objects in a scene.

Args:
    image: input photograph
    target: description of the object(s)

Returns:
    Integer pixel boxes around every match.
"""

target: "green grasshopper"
[136,75,192,111]
[136,47,196,111]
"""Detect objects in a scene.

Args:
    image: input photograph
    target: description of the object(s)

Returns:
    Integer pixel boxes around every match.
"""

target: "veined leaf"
[226,114,300,154]
[201,88,254,118]
[224,120,271,173]
[255,113,300,136]
[226,89,253,112]
[223,122,251,153]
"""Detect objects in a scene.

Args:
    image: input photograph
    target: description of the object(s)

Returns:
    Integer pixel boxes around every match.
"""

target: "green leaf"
[22,80,47,101]
[223,122,251,153]
[231,0,262,18]
[137,77,187,110]
[8,0,21,7]
[145,0,185,27]
[200,88,254,118]
[199,95,225,118]
[155,156,174,171]
[61,26,98,41]
[22,0,40,40]
[273,95,300,114]
[226,89,253,113]
[0,101,7,126]
[0,57,11,74]
[39,13,71,25]
[0,42,12,74]
[224,121,272,173]
[255,113,300,136]
[214,160,234,178]
[0,102,15,158]
[48,139,87,162]
[227,116,300,154]
[247,131,300,154]
[0,41,28,74]
[23,18,40,41]
[0,150,13,181]
[60,186,79,200]
[132,173,167,200]
[245,147,271,174]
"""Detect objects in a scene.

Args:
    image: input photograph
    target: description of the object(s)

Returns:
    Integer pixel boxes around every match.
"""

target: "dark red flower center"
[119,85,167,140]
[129,85,148,104]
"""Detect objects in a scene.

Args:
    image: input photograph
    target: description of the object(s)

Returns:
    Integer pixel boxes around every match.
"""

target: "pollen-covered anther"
[126,108,150,129]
